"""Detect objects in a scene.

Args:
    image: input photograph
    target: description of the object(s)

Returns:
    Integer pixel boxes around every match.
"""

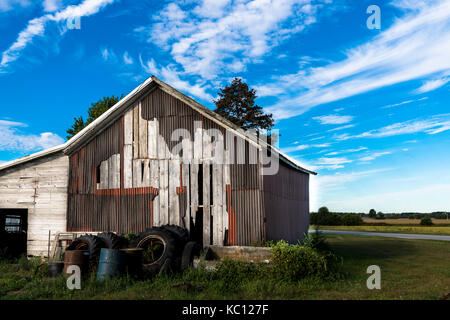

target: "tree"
[214,78,274,133]
[420,216,433,226]
[368,209,377,218]
[376,212,385,220]
[66,95,123,139]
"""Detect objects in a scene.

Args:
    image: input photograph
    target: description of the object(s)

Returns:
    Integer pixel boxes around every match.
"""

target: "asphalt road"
[317,229,450,241]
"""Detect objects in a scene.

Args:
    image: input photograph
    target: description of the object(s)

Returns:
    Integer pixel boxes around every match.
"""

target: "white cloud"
[0,0,30,12]
[43,0,62,12]
[358,151,391,162]
[0,0,115,72]
[381,96,428,108]
[335,114,450,140]
[265,0,450,119]
[316,157,352,166]
[281,142,330,153]
[415,77,450,93]
[313,114,353,125]
[0,119,64,152]
[138,0,325,80]
[327,124,355,132]
[123,51,133,65]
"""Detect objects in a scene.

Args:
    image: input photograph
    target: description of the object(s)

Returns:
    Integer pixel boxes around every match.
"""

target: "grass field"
[317,225,450,236]
[1,234,449,300]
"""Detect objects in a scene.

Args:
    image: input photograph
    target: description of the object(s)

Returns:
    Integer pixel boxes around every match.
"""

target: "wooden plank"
[202,161,210,247]
[123,145,133,189]
[223,149,230,241]
[193,120,202,161]
[108,156,115,189]
[202,129,212,160]
[138,101,148,159]
[182,163,190,232]
[124,109,133,145]
[182,137,193,163]
[158,127,167,160]
[150,160,160,226]
[159,160,169,225]
[99,160,108,189]
[148,119,158,159]
[190,163,198,226]
[132,159,142,188]
[142,159,150,187]
[133,104,139,159]
[213,163,223,245]
[168,160,180,226]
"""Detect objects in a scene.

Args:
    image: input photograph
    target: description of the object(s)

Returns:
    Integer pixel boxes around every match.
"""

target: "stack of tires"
[64,225,201,277]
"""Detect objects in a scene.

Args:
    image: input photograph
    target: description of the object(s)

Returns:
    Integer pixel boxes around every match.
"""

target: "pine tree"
[214,78,273,133]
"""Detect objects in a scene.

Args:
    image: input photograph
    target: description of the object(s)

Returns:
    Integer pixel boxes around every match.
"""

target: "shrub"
[302,226,330,252]
[341,214,363,226]
[420,216,433,226]
[271,240,340,281]
[310,210,342,226]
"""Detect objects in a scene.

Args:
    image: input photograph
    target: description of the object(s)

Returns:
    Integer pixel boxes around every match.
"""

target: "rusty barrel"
[121,248,143,278]
[96,248,126,280]
[63,250,89,275]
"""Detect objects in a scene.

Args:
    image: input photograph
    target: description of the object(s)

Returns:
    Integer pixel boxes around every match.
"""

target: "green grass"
[314,225,450,236]
[1,235,449,300]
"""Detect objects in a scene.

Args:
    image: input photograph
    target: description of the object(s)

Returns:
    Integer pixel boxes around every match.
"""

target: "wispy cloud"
[381,96,428,108]
[0,0,115,72]
[123,51,133,65]
[358,151,391,162]
[43,0,62,12]
[334,114,450,140]
[0,0,31,12]
[265,0,450,119]
[313,114,353,125]
[327,124,355,132]
[0,119,64,152]
[415,77,450,93]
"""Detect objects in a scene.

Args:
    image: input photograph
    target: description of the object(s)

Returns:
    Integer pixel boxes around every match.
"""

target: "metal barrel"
[63,250,89,275]
[47,262,64,278]
[96,248,126,280]
[120,248,143,278]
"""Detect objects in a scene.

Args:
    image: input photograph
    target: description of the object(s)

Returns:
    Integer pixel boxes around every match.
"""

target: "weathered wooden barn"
[0,76,316,257]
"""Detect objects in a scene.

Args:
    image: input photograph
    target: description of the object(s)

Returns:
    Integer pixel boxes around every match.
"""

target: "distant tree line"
[310,207,449,226]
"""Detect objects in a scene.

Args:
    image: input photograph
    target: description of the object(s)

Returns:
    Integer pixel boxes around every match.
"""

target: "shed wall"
[263,161,309,243]
[0,153,69,256]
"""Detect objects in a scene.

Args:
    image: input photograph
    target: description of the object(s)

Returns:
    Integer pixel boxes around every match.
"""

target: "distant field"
[363,218,450,225]
[315,225,450,236]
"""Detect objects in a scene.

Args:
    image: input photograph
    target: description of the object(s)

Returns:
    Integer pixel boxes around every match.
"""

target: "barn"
[0,76,316,257]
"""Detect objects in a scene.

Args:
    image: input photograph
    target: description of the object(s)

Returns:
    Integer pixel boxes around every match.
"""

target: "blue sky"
[0,0,449,213]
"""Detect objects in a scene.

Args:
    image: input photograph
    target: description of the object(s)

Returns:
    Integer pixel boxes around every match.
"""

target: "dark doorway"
[0,209,28,258]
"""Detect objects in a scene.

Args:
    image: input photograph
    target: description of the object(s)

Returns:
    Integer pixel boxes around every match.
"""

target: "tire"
[181,241,202,270]
[161,225,189,244]
[136,227,177,274]
[97,232,126,249]
[161,224,189,271]
[66,234,105,269]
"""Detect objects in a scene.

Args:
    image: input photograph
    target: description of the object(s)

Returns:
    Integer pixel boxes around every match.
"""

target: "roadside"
[313,229,450,241]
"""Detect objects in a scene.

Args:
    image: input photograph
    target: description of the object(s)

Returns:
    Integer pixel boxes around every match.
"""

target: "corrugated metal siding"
[263,161,309,243]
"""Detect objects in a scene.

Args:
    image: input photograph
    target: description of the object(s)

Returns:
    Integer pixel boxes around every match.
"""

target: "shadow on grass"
[326,235,417,260]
